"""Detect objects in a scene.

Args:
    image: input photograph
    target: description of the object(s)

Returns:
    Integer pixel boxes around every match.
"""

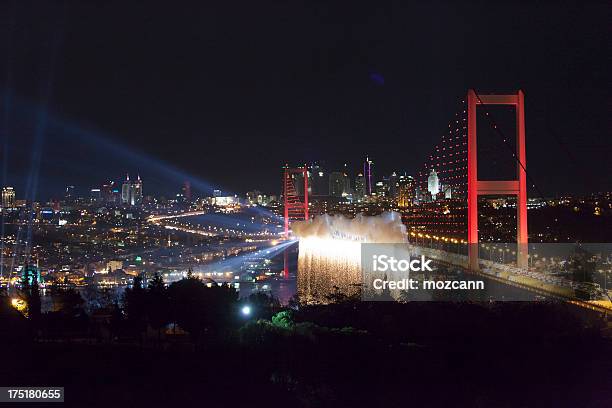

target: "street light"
[241,305,252,317]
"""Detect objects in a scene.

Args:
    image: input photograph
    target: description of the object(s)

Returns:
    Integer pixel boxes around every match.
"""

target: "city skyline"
[0,2,610,199]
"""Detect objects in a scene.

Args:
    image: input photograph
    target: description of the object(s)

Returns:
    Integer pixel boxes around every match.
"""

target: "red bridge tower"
[467,89,528,270]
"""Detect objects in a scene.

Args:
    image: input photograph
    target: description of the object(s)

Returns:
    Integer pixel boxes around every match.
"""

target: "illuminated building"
[213,195,238,206]
[2,186,15,208]
[90,188,102,201]
[106,260,124,273]
[363,156,374,195]
[389,172,399,197]
[101,181,117,203]
[245,191,273,206]
[292,171,309,196]
[354,173,365,200]
[397,175,415,208]
[121,174,131,204]
[375,178,390,197]
[121,174,143,206]
[65,185,75,203]
[246,191,262,205]
[329,172,350,197]
[427,169,440,198]
[132,175,143,205]
[310,163,328,196]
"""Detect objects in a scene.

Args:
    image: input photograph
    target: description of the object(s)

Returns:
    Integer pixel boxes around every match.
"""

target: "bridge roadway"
[147,210,207,222]
[414,245,612,314]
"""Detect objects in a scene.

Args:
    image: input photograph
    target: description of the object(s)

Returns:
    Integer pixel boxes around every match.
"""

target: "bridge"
[282,89,612,312]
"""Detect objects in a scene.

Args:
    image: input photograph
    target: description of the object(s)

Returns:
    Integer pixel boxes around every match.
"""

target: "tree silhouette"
[123,275,147,341]
[147,273,169,343]
[167,278,238,344]
[245,292,281,320]
[50,283,85,317]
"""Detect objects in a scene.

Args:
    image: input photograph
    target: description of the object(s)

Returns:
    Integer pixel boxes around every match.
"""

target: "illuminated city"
[0,2,611,407]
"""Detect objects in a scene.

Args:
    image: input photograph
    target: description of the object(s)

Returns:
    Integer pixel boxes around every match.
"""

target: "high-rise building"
[101,181,116,204]
[354,173,365,201]
[427,168,440,199]
[293,172,305,196]
[2,187,15,208]
[246,190,262,205]
[90,188,102,201]
[65,185,75,203]
[121,174,143,206]
[310,163,328,196]
[375,179,390,197]
[389,172,399,198]
[132,175,143,205]
[363,156,374,195]
[397,175,415,207]
[121,174,131,204]
[329,172,350,197]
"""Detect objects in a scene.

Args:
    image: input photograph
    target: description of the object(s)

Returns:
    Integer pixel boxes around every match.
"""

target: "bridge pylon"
[467,89,528,270]
[282,165,309,277]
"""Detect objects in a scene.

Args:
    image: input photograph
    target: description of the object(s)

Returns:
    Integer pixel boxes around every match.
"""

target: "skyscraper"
[65,185,75,203]
[121,174,131,204]
[121,174,143,206]
[132,175,143,205]
[90,188,102,201]
[2,187,15,208]
[427,169,440,199]
[397,175,415,207]
[389,172,399,198]
[310,163,328,196]
[363,156,373,195]
[101,181,118,204]
[329,172,350,197]
[354,173,365,201]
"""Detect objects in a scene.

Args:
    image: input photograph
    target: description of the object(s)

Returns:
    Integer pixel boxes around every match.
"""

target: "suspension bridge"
[282,89,612,312]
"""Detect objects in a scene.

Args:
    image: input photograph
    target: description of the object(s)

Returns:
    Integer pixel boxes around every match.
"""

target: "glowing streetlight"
[241,305,252,317]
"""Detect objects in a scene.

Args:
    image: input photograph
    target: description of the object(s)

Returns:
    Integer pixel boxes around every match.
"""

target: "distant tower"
[132,174,143,205]
[427,169,440,198]
[363,156,374,195]
[354,173,365,200]
[65,185,75,203]
[329,172,349,197]
[121,174,131,204]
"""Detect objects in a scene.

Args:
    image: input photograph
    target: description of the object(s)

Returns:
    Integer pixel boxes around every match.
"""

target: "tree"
[271,310,294,329]
[147,273,169,343]
[167,278,238,343]
[50,284,84,317]
[245,292,281,320]
[123,275,147,340]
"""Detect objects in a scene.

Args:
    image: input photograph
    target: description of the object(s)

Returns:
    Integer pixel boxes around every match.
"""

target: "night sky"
[0,1,610,199]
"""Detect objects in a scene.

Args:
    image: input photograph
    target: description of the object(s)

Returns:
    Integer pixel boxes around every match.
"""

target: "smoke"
[291,211,407,243]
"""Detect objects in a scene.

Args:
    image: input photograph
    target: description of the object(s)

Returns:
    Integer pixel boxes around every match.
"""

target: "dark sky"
[0,1,610,199]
